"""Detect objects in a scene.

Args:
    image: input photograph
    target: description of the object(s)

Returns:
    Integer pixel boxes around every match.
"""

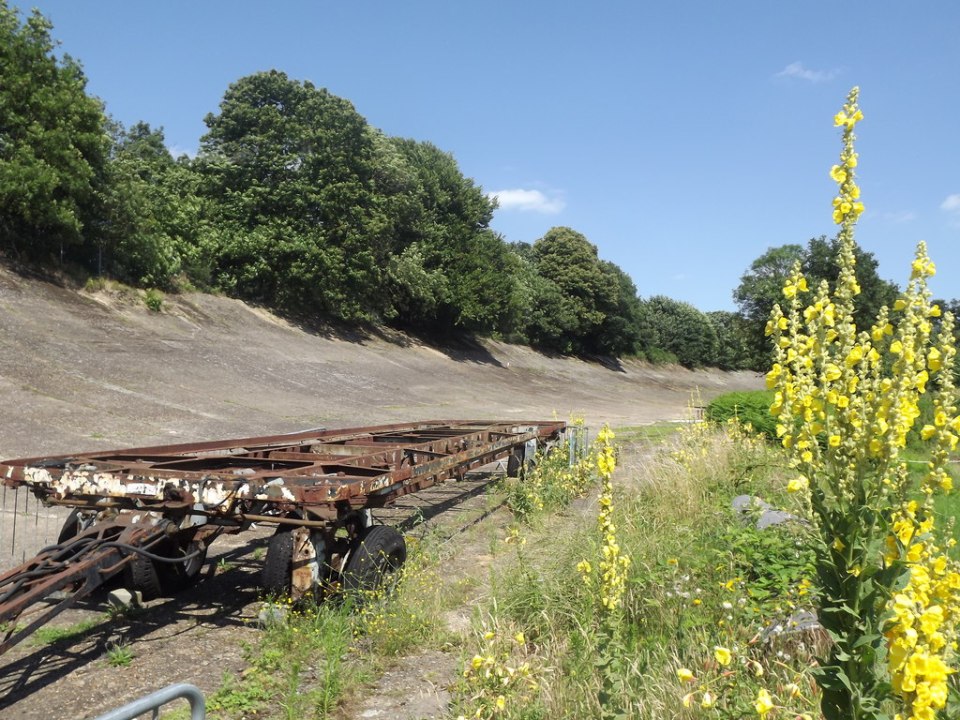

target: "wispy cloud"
[776,61,839,84]
[941,194,960,213]
[941,194,960,227]
[879,210,917,224]
[488,188,566,214]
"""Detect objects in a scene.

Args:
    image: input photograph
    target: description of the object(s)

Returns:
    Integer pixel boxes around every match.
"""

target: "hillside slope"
[0,264,761,459]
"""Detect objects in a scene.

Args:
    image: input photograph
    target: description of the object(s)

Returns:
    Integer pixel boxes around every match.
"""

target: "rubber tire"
[124,534,207,599]
[262,531,295,596]
[57,508,92,544]
[125,552,164,601]
[341,525,406,594]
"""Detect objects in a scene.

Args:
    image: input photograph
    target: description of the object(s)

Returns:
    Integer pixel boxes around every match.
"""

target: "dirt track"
[0,264,762,718]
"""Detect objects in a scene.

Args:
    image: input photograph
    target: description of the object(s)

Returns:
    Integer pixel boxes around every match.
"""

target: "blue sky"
[22,1,960,312]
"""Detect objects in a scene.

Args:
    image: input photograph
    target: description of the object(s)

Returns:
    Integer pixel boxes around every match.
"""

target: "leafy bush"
[706,391,776,439]
[143,288,163,312]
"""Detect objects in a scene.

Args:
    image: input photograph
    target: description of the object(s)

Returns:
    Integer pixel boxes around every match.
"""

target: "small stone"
[107,588,141,610]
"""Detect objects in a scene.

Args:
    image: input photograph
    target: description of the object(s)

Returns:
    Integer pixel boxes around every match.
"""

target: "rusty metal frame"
[0,420,565,655]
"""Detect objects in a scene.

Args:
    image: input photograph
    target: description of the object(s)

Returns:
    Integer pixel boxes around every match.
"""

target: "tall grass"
[454,422,822,719]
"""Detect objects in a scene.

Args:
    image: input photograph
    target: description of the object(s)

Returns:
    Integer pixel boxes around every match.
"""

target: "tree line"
[4,3,943,371]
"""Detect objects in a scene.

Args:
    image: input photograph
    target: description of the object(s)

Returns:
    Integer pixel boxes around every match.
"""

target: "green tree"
[197,70,388,319]
[643,295,717,368]
[734,236,898,369]
[0,1,108,261]
[97,121,197,287]
[801,235,899,333]
[386,138,517,334]
[733,244,805,368]
[527,227,618,354]
[706,310,751,370]
[591,261,645,357]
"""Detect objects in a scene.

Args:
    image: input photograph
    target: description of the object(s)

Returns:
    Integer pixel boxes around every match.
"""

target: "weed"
[105,641,134,667]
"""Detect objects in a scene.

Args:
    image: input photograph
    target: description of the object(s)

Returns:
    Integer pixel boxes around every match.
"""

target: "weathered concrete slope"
[0,265,762,458]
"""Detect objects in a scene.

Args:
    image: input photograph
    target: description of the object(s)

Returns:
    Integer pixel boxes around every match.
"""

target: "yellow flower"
[701,690,716,708]
[754,687,774,717]
[787,475,809,493]
[714,646,732,666]
[830,164,848,183]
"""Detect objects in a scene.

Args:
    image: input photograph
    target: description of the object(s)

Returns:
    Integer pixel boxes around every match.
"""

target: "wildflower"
[787,475,809,493]
[677,667,695,683]
[714,646,732,666]
[701,690,716,708]
[754,687,775,717]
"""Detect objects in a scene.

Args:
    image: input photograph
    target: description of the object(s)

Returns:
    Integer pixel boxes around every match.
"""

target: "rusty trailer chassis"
[0,419,565,655]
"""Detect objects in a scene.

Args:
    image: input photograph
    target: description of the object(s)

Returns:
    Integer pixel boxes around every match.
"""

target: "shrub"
[706,391,776,439]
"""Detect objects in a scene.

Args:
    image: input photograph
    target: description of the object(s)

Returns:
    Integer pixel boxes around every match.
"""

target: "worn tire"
[341,525,406,594]
[125,552,164,600]
[57,509,93,544]
[262,531,295,596]
[124,528,207,599]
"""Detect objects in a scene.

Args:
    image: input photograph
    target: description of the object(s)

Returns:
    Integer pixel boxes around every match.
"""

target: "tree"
[0,2,108,261]
[707,311,751,370]
[801,235,899,333]
[643,296,717,368]
[591,261,646,357]
[526,227,619,354]
[96,121,196,287]
[386,138,515,334]
[733,244,805,368]
[197,71,388,319]
[733,236,899,369]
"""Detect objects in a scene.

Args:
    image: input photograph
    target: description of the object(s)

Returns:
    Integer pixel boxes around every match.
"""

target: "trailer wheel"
[262,530,295,596]
[125,552,164,601]
[341,525,406,595]
[124,530,207,599]
[56,508,95,544]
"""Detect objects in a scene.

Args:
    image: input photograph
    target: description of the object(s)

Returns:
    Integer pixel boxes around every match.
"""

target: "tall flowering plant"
[578,425,631,718]
[767,87,960,720]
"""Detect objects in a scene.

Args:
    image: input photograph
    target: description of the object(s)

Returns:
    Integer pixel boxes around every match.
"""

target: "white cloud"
[488,188,566,214]
[941,194,960,213]
[776,61,839,84]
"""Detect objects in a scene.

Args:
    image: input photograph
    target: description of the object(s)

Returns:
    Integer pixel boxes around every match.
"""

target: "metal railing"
[92,683,205,720]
